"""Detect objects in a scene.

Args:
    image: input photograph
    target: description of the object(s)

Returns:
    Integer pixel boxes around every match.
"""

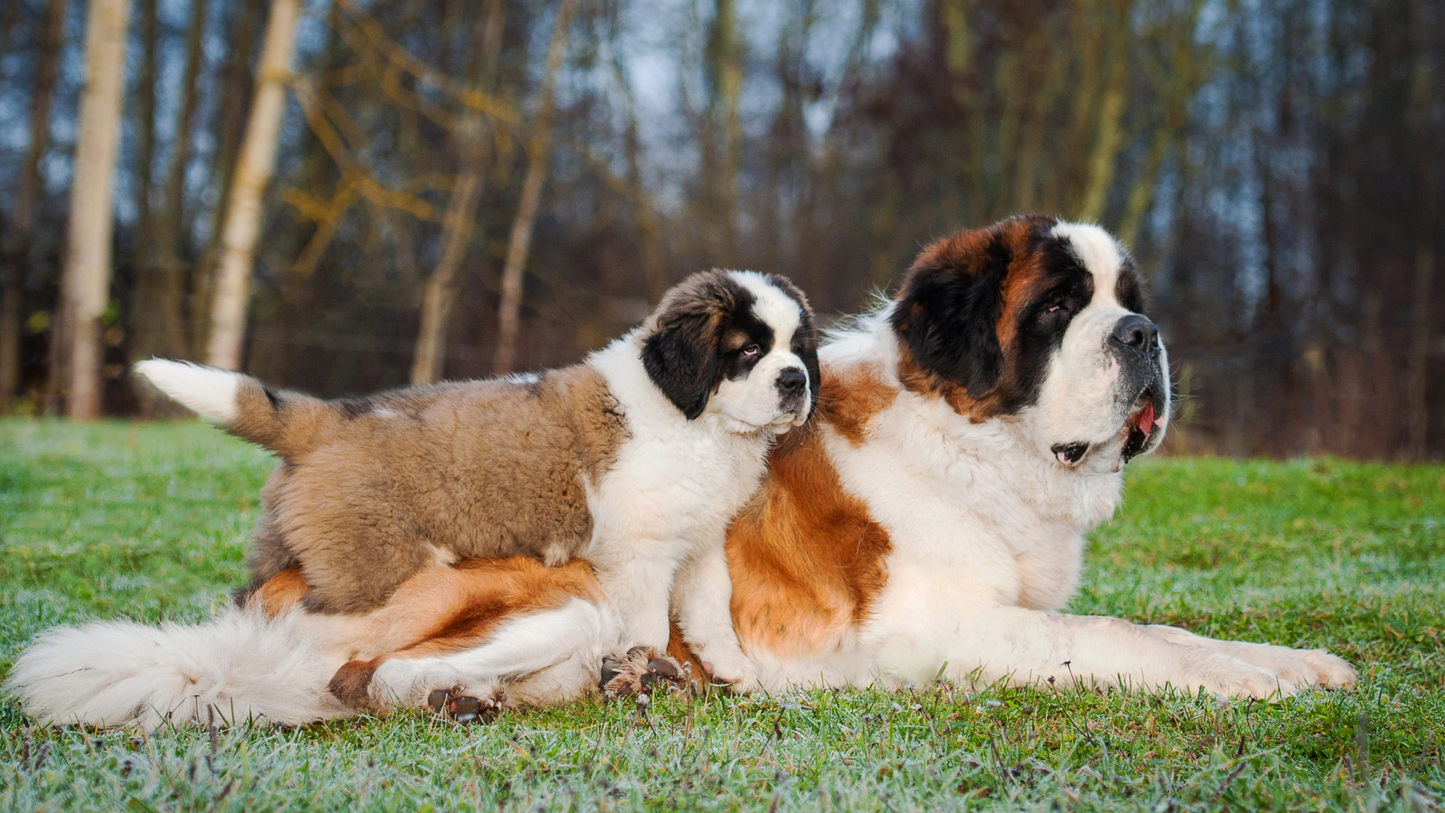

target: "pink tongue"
[1137,401,1155,433]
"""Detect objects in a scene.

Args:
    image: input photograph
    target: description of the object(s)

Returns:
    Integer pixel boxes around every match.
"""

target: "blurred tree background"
[0,0,1440,458]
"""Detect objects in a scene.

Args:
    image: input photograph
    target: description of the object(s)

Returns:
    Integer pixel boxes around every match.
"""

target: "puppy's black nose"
[1110,315,1159,355]
[778,368,807,397]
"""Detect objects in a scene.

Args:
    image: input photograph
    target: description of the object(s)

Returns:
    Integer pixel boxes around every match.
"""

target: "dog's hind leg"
[333,595,621,715]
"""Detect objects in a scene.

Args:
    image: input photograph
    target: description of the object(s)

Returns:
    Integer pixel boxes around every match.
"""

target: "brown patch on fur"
[664,622,706,679]
[725,420,892,658]
[328,658,381,709]
[820,362,897,445]
[227,364,627,614]
[894,342,998,421]
[246,567,311,618]
[319,558,607,709]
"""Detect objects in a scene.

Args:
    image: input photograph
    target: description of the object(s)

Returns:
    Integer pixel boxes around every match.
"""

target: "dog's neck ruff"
[823,309,1126,535]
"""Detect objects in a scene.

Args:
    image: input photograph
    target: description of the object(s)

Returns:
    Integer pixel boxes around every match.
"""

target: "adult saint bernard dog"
[9,270,819,729]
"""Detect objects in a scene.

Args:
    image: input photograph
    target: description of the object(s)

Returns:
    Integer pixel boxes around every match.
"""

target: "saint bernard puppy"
[266,215,1355,715]
[8,269,818,729]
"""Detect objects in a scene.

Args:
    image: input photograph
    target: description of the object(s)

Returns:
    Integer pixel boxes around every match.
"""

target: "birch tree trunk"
[206,0,300,371]
[56,0,133,419]
[191,0,264,357]
[1,0,68,413]
[492,0,577,375]
[411,0,506,385]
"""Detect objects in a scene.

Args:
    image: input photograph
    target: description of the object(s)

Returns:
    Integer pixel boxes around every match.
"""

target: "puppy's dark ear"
[642,272,735,419]
[890,224,1023,397]
[764,273,822,420]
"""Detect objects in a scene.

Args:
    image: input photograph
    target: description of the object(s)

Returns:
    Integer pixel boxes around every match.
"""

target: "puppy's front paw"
[600,646,689,699]
[426,685,507,724]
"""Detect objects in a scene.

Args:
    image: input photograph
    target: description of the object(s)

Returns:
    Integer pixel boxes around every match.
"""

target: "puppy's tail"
[134,359,334,460]
[4,609,350,730]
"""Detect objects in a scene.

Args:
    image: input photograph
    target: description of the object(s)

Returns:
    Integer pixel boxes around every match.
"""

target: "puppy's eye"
[739,345,761,360]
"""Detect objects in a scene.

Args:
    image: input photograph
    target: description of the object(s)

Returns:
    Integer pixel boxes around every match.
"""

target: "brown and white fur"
[284,216,1356,710]
[7,270,819,728]
[9,219,1357,729]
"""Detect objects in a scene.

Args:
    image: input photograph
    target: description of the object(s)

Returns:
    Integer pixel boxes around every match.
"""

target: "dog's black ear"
[641,272,736,419]
[890,224,1023,397]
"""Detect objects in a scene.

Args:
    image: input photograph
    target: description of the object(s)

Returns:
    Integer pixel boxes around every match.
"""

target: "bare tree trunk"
[1406,242,1435,458]
[57,0,133,419]
[703,0,743,264]
[191,0,264,358]
[206,0,301,371]
[411,0,506,385]
[1405,14,1437,460]
[1,0,69,413]
[492,0,577,375]
[152,0,210,357]
[128,0,162,390]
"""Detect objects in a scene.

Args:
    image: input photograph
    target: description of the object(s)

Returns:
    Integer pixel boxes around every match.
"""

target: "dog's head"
[890,216,1169,472]
[641,270,819,433]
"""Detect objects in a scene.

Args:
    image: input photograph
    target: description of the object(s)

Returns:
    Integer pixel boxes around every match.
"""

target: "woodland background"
[0,0,1440,459]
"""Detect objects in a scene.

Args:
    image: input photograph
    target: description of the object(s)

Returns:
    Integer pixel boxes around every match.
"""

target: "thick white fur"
[4,609,349,729]
[586,333,770,681]
[583,270,808,686]
[134,359,240,424]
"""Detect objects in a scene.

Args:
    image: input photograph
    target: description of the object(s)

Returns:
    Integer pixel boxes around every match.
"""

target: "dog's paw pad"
[600,648,688,699]
[427,686,505,723]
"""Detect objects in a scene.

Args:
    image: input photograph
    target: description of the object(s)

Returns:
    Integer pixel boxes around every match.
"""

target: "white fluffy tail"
[4,609,350,730]
[134,359,241,425]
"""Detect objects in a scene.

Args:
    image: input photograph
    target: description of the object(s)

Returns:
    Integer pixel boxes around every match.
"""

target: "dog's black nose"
[778,368,807,397]
[1110,315,1159,355]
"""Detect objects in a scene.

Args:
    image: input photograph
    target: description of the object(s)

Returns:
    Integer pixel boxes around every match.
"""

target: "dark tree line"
[0,0,1440,458]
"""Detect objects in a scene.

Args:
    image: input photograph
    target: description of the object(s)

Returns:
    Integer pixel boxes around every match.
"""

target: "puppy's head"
[890,216,1169,472]
[641,270,819,433]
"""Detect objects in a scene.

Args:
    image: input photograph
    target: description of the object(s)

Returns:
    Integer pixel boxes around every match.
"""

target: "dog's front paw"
[1185,650,1298,700]
[1281,648,1358,690]
[699,654,759,693]
[426,685,507,724]
[599,647,689,699]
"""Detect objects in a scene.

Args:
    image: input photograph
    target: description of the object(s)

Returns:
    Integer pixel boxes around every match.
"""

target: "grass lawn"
[2,418,1443,811]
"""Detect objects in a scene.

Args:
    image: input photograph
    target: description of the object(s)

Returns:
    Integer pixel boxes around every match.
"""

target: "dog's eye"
[739,345,761,360]
[1038,300,1072,321]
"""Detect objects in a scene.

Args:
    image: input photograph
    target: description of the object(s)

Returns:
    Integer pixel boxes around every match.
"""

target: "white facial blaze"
[710,271,812,433]
[1023,222,1170,468]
